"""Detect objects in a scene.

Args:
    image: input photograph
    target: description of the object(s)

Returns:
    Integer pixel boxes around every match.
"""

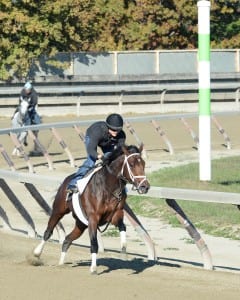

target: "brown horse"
[33,144,150,274]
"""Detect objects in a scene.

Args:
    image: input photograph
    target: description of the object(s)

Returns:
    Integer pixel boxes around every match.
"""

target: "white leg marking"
[90,253,97,274]
[59,251,66,265]
[120,231,127,250]
[33,240,45,257]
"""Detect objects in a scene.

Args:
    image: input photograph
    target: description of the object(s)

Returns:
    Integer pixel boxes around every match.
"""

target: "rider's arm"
[29,89,38,109]
[85,122,106,161]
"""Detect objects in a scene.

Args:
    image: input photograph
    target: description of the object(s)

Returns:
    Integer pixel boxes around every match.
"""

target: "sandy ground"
[1,113,240,300]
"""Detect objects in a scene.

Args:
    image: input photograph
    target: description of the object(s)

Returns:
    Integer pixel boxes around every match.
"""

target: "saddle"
[68,166,102,225]
[76,165,102,194]
[66,165,102,201]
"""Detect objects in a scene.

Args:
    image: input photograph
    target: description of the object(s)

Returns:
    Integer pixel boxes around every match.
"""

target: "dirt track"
[1,113,240,300]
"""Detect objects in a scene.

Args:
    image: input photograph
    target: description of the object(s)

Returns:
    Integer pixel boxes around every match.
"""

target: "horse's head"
[121,144,150,194]
[19,97,29,117]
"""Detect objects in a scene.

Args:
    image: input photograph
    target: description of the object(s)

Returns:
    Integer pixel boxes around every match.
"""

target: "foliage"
[211,0,240,48]
[0,0,239,80]
[0,0,100,80]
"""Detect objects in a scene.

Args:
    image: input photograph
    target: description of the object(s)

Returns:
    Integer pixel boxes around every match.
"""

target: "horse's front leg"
[88,219,99,274]
[112,210,127,254]
[118,218,127,256]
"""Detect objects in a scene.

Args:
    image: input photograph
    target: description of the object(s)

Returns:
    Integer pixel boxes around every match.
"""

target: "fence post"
[166,198,213,270]
[0,143,16,171]
[0,178,37,238]
[151,120,174,155]
[9,132,35,173]
[51,127,75,168]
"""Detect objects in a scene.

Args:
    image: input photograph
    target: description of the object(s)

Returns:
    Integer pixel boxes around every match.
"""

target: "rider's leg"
[30,112,42,154]
[67,135,96,193]
[66,156,96,193]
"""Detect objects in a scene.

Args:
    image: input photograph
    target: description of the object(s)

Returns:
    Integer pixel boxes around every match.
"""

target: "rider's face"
[108,128,119,137]
[25,88,31,94]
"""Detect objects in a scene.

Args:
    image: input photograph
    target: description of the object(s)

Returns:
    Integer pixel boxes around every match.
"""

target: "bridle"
[99,151,148,233]
[120,153,147,192]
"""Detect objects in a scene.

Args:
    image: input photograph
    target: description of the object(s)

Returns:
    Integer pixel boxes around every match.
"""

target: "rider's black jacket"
[19,88,38,111]
[85,121,126,160]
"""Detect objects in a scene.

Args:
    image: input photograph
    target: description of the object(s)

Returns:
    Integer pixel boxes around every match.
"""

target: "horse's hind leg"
[33,209,69,258]
[59,222,86,265]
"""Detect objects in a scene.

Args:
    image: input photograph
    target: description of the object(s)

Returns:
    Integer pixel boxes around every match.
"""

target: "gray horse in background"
[11,97,30,156]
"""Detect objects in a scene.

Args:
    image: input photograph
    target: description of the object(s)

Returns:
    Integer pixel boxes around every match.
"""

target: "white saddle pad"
[72,193,88,226]
[72,166,102,226]
[76,165,102,194]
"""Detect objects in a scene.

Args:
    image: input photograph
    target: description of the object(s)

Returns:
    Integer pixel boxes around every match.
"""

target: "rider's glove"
[101,152,111,165]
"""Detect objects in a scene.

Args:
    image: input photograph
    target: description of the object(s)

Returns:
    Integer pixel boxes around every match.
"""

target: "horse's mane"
[103,144,140,166]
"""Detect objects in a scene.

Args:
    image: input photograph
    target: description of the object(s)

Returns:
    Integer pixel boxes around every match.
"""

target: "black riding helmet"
[106,113,123,131]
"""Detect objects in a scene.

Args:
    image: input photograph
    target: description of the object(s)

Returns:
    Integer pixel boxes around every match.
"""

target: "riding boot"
[66,161,94,194]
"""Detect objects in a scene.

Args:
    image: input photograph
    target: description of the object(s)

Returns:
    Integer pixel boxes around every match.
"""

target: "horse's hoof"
[26,253,44,266]
[91,270,98,275]
[90,266,98,275]
[121,246,127,254]
[29,150,42,157]
[33,250,40,258]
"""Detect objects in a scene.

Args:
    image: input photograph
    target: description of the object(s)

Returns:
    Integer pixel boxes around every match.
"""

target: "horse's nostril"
[138,185,149,194]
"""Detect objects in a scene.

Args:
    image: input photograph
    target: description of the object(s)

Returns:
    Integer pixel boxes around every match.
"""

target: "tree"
[0,0,99,80]
[92,0,198,50]
[211,0,240,48]
[0,0,239,81]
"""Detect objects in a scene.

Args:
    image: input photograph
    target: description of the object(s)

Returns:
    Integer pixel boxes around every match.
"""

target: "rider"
[16,82,42,155]
[18,82,41,126]
[67,113,126,194]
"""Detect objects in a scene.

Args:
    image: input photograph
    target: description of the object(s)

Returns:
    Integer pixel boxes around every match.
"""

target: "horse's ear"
[139,143,144,153]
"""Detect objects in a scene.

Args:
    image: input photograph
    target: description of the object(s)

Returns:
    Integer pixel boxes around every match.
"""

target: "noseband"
[120,153,147,191]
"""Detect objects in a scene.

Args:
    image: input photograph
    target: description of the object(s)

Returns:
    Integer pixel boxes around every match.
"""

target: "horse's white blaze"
[90,253,97,273]
[120,230,127,249]
[33,240,45,257]
[19,99,29,115]
[11,98,30,155]
[59,251,66,265]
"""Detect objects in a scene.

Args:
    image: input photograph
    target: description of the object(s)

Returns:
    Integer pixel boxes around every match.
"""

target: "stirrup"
[66,191,72,201]
[66,186,78,194]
